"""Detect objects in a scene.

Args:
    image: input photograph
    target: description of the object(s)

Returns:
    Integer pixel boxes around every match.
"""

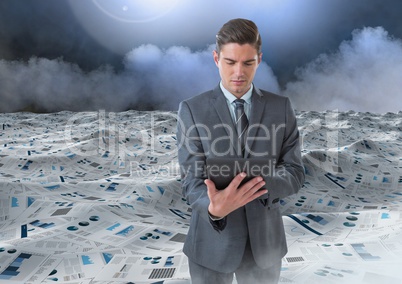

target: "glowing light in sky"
[92,0,181,23]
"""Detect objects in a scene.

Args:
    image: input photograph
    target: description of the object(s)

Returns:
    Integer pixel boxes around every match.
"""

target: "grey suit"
[177,85,305,274]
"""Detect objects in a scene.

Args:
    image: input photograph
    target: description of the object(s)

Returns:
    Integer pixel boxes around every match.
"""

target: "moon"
[92,0,181,23]
[67,0,184,55]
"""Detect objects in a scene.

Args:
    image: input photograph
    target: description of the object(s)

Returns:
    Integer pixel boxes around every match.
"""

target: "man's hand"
[206,172,268,219]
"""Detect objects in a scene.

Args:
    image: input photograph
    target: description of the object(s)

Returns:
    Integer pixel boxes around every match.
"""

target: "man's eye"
[226,62,235,65]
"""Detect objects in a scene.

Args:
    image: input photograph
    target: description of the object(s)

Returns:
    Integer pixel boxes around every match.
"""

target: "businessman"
[177,18,305,284]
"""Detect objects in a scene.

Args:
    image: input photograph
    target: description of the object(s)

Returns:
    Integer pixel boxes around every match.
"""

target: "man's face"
[213,43,262,98]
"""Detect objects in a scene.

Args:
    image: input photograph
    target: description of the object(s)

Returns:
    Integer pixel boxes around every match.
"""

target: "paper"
[0,110,401,283]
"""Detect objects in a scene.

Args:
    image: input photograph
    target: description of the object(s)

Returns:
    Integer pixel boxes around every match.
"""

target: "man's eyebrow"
[223,58,256,63]
[244,59,256,63]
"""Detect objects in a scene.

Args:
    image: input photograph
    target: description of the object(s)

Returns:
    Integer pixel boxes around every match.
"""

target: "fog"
[285,26,402,113]
[0,27,401,113]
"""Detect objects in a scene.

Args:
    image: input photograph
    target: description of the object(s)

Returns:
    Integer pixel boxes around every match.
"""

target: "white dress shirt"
[219,81,252,123]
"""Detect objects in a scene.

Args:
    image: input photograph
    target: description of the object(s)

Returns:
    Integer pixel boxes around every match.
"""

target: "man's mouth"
[232,80,245,85]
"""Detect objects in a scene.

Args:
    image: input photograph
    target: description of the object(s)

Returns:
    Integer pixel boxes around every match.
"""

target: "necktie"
[234,99,249,156]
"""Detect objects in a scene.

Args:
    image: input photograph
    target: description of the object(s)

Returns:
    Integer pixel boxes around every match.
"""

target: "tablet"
[206,157,273,190]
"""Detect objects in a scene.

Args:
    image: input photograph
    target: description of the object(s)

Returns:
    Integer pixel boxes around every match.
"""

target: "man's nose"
[234,64,244,76]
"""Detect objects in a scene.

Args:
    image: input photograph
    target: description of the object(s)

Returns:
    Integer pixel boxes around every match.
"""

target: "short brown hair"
[215,18,262,55]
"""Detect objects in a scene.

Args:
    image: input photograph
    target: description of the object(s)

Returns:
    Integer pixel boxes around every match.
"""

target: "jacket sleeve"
[266,97,305,207]
[176,101,227,230]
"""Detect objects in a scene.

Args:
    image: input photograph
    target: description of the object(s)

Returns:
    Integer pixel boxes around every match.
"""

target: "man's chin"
[231,87,248,96]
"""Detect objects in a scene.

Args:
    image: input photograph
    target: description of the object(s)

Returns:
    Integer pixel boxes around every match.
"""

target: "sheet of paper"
[0,110,401,283]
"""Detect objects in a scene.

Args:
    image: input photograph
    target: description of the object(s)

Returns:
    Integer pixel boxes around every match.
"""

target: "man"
[176,18,304,284]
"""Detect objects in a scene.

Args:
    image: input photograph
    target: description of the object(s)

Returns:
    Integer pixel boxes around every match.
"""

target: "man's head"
[215,18,262,56]
[214,18,262,98]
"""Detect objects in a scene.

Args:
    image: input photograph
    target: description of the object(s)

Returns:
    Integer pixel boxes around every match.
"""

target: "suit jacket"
[176,85,305,273]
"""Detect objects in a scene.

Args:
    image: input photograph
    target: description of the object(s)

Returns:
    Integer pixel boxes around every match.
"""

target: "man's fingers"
[241,176,264,190]
[227,172,247,190]
[205,179,217,193]
[239,177,268,204]
[205,179,214,187]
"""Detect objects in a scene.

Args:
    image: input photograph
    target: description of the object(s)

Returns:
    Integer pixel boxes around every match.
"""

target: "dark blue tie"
[234,99,249,156]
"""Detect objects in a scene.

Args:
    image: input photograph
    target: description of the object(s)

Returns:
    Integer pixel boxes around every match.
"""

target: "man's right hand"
[205,172,268,219]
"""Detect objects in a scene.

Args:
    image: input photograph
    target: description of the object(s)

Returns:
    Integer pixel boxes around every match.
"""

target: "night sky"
[1,0,402,113]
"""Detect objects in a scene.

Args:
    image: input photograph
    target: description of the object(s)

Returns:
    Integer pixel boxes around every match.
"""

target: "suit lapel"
[210,85,241,156]
[245,87,266,158]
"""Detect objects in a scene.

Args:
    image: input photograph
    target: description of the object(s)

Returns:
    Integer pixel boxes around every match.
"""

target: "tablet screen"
[206,157,273,190]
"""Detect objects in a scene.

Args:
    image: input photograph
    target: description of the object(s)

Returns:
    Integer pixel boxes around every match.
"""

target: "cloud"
[0,44,279,112]
[2,27,402,113]
[284,26,402,113]
[0,57,140,112]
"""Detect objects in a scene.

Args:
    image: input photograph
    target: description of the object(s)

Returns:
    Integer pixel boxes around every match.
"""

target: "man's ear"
[258,52,263,65]
[213,50,219,67]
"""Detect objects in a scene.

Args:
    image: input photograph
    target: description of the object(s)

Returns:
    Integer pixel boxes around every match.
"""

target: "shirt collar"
[220,82,253,104]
